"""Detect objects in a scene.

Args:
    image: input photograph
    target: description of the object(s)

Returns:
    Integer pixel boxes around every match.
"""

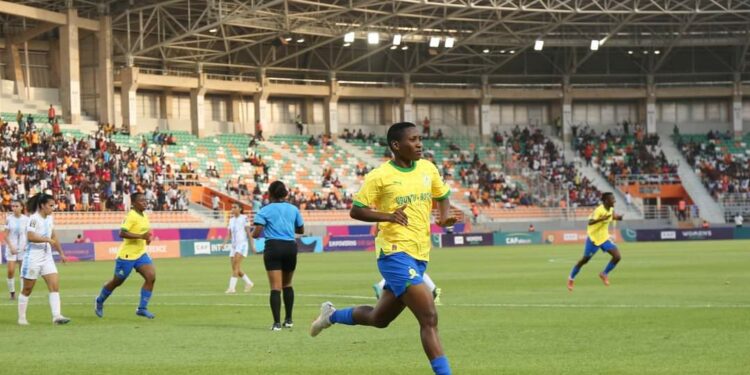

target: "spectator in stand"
[295,114,304,135]
[422,116,431,138]
[702,220,710,229]
[255,120,265,141]
[48,105,56,124]
[735,213,744,228]
[434,129,444,140]
[26,113,34,130]
[17,110,24,133]
[52,120,62,139]
[528,224,535,233]
[677,199,687,221]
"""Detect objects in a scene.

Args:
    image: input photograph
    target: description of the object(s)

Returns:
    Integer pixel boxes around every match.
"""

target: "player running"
[222,203,255,293]
[17,193,70,325]
[310,122,456,375]
[4,200,29,300]
[567,192,624,292]
[94,192,156,319]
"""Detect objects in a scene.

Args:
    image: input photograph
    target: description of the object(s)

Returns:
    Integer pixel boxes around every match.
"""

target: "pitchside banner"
[733,227,750,239]
[543,230,623,244]
[180,236,324,257]
[493,232,543,246]
[94,240,181,261]
[52,243,96,262]
[324,235,376,251]
[635,228,734,241]
[441,233,494,247]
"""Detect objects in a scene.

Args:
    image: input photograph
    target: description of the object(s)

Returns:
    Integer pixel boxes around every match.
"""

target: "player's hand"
[48,238,59,248]
[389,205,409,226]
[142,232,153,242]
[59,255,67,264]
[614,214,624,220]
[9,246,17,255]
[599,214,612,221]
[436,216,458,227]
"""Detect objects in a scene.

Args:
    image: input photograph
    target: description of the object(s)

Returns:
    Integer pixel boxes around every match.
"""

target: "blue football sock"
[329,307,355,325]
[96,287,112,304]
[138,289,152,310]
[430,356,451,375]
[602,261,617,275]
[569,266,582,280]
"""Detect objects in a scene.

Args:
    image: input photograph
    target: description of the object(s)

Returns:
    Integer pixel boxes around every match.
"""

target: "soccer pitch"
[1,241,748,375]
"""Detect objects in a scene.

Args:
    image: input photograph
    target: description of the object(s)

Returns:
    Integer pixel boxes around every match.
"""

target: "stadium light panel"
[368,32,379,45]
[445,37,455,48]
[628,50,634,55]
[390,45,398,50]
[401,45,409,50]
[209,28,218,33]
[343,43,351,47]
[297,37,305,43]
[534,40,544,51]
[590,40,599,51]
[392,34,402,46]
[344,32,355,43]
[429,36,441,48]
[482,48,490,54]
[654,50,661,55]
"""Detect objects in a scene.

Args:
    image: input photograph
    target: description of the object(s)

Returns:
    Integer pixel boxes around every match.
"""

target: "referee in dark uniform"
[252,181,304,331]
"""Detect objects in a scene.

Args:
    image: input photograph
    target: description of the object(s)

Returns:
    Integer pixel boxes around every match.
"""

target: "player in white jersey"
[3,201,29,300]
[222,203,255,293]
[17,193,70,325]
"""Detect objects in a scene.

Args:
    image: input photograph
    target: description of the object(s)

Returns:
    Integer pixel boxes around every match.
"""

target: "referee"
[252,181,304,331]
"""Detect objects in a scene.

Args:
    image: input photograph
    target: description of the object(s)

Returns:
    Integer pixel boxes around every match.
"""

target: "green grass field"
[1,241,749,375]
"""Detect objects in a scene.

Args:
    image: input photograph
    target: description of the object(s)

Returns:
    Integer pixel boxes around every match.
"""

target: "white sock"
[7,278,14,293]
[229,277,238,290]
[422,273,436,292]
[241,274,253,285]
[49,292,61,318]
[18,294,29,320]
[377,279,386,290]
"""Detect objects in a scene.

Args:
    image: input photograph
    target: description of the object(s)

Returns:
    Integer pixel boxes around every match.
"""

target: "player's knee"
[419,309,439,328]
[612,253,622,262]
[371,318,391,328]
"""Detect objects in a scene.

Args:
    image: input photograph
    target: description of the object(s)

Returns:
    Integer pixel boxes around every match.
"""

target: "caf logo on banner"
[194,242,211,255]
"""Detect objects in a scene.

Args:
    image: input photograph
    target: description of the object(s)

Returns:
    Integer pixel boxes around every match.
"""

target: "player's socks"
[423,273,436,291]
[49,292,61,318]
[270,289,281,324]
[228,277,238,291]
[430,356,452,375]
[569,265,582,280]
[602,261,617,275]
[138,288,152,310]
[329,307,355,325]
[18,293,29,321]
[241,274,253,286]
[282,286,294,323]
[96,287,112,304]
[7,278,15,295]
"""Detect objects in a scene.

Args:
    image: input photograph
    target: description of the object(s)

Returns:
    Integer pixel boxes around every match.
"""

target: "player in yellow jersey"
[310,122,456,375]
[94,193,156,318]
[567,192,623,292]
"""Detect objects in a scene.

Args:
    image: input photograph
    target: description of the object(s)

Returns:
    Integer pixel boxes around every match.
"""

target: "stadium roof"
[4,0,750,84]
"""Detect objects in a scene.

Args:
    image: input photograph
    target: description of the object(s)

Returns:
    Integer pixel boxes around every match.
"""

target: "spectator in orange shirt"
[48,105,56,124]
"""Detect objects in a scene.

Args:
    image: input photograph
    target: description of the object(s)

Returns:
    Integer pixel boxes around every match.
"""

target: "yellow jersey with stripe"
[587,204,614,246]
[117,209,150,260]
[353,159,450,261]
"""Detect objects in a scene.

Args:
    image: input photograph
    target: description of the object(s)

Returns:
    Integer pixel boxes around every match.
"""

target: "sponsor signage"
[324,235,376,251]
[53,243,96,262]
[94,240,181,261]
[441,233,494,247]
[493,232,542,246]
[636,228,734,241]
[543,230,623,244]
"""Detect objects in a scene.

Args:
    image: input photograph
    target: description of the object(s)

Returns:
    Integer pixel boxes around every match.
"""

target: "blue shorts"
[114,253,153,280]
[583,237,617,258]
[377,252,427,298]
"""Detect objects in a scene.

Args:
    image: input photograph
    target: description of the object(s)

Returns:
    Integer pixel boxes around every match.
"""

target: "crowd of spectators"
[573,125,679,186]
[0,120,190,213]
[676,131,750,198]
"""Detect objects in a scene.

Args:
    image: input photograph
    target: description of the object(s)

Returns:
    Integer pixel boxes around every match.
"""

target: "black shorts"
[263,239,298,272]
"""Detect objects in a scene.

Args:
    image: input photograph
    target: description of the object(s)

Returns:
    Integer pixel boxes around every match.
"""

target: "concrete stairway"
[660,137,725,223]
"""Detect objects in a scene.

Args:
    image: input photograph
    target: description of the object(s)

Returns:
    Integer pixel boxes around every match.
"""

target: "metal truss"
[5,0,750,83]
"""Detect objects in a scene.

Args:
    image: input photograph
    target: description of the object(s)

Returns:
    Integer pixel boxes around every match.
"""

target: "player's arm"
[251,224,263,239]
[434,198,457,227]
[588,213,612,226]
[294,208,304,234]
[350,204,408,225]
[50,229,67,263]
[2,224,15,254]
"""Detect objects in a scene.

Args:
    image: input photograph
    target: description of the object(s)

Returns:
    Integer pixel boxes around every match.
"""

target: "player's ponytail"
[268,181,289,201]
[27,193,53,213]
